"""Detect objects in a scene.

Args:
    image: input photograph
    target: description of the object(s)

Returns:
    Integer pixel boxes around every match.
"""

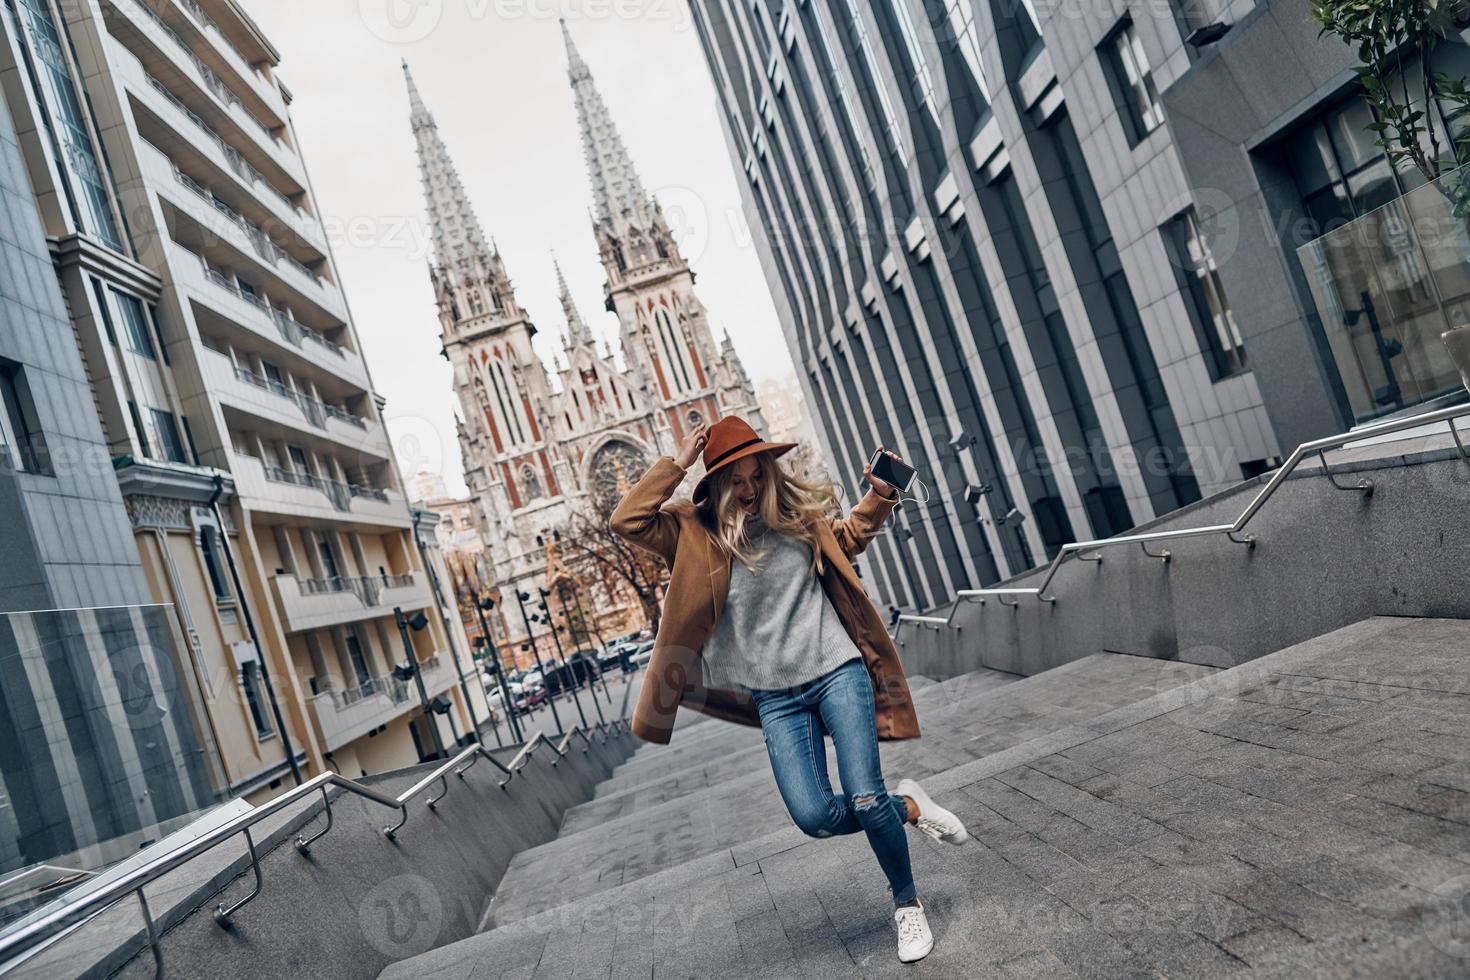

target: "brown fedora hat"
[692,417,796,504]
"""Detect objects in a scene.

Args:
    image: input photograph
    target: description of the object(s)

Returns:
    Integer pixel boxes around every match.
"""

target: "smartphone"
[867,449,916,495]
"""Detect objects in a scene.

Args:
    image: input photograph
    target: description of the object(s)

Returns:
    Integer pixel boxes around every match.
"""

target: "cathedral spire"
[404,60,496,273]
[561,20,651,236]
[405,60,525,330]
[553,252,593,347]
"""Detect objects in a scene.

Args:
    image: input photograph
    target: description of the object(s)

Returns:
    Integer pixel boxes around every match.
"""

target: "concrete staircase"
[377,616,1470,978]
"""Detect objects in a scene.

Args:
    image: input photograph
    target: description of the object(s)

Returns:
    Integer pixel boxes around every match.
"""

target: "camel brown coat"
[610,456,921,745]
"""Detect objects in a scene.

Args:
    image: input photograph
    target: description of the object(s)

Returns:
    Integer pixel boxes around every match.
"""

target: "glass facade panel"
[1297,163,1470,423]
[0,605,224,926]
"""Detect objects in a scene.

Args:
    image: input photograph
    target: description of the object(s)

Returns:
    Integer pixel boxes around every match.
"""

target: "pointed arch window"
[655,308,692,392]
[488,358,526,445]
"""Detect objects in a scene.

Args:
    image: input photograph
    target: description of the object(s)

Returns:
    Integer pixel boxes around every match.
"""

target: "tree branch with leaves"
[1312,0,1470,183]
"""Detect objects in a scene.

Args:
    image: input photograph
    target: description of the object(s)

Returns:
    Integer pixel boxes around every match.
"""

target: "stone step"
[485,654,1214,928]
[562,667,1024,833]
[589,672,1006,802]
[381,617,1470,980]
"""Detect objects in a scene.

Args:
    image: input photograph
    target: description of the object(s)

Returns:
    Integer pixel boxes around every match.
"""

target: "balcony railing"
[271,309,345,358]
[298,573,416,608]
[260,465,389,513]
[334,672,412,709]
[229,363,367,431]
[168,161,321,288]
[146,71,300,215]
[177,0,264,81]
[135,0,276,140]
[196,255,346,358]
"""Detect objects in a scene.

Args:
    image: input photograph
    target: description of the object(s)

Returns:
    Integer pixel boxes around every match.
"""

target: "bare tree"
[559,491,668,631]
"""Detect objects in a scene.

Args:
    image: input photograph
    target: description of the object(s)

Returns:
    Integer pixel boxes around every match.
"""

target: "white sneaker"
[895,902,934,963]
[896,778,969,844]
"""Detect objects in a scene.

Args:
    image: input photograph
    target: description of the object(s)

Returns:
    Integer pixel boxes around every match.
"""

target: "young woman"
[611,416,969,964]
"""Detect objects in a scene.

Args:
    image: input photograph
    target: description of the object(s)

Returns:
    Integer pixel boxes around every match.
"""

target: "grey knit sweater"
[700,517,861,693]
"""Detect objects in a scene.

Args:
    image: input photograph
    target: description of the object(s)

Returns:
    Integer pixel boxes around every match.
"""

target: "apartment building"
[0,0,472,795]
[689,0,1288,611]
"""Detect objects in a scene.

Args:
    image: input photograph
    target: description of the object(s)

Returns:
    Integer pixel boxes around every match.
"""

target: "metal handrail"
[0,724,614,974]
[895,401,1470,639]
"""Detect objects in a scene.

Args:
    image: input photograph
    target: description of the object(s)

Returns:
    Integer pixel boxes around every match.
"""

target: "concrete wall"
[896,444,1470,681]
[11,730,637,980]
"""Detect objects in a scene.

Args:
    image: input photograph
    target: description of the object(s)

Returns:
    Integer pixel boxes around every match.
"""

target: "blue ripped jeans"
[751,658,916,906]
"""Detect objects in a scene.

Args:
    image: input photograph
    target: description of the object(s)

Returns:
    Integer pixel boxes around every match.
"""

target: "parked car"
[512,685,546,715]
[629,640,654,666]
[597,644,624,670]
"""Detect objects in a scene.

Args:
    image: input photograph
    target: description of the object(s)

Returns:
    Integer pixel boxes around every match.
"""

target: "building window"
[944,0,991,101]
[0,359,52,475]
[151,408,188,463]
[241,661,274,738]
[519,463,543,503]
[687,410,703,428]
[127,400,152,459]
[200,525,233,603]
[888,0,939,123]
[841,0,908,167]
[12,0,122,248]
[1101,18,1164,144]
[91,279,118,346]
[113,290,156,358]
[1284,97,1402,232]
[1164,208,1247,377]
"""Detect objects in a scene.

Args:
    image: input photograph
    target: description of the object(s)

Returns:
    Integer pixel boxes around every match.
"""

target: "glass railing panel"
[0,604,228,931]
[1298,163,1470,424]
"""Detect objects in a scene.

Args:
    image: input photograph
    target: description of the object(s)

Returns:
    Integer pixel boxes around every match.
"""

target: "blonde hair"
[701,451,842,573]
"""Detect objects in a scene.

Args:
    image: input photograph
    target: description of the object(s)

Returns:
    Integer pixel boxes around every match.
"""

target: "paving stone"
[379,618,1470,980]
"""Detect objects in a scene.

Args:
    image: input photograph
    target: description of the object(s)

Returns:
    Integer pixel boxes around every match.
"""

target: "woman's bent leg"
[754,688,860,839]
[814,661,916,906]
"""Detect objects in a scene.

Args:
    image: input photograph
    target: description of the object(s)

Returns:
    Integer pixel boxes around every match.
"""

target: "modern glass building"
[688,0,1286,610]
[692,0,1470,612]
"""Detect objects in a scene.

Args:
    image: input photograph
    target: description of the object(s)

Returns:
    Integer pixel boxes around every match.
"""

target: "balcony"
[306,652,456,752]
[272,572,433,633]
[128,73,325,255]
[229,451,412,528]
[200,349,387,459]
[105,0,303,184]
[171,0,288,124]
[144,145,338,315]
[170,243,368,389]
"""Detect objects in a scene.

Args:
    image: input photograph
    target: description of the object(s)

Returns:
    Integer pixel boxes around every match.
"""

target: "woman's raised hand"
[864,447,903,500]
[674,422,711,470]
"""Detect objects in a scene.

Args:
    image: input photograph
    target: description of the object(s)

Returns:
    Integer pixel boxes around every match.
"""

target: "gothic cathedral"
[405,24,764,641]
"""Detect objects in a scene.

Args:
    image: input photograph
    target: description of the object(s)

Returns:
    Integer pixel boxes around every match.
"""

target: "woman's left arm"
[828,451,901,558]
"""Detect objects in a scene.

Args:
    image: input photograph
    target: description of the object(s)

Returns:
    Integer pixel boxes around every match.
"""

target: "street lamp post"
[394,607,445,761]
[514,589,563,736]
[569,583,617,710]
[474,595,522,743]
[538,591,590,728]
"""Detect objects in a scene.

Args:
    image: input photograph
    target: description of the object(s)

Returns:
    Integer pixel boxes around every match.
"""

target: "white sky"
[245,0,791,495]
